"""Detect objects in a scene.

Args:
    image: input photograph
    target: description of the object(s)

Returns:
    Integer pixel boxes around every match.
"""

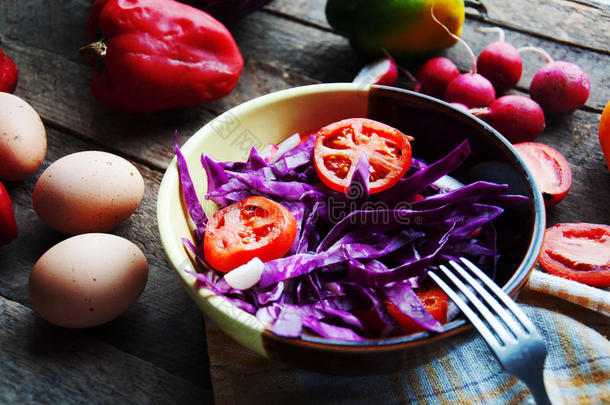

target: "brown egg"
[0,92,47,181]
[28,233,148,328]
[33,151,144,235]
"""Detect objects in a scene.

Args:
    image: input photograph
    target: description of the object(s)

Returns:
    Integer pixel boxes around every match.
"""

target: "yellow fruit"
[326,0,465,59]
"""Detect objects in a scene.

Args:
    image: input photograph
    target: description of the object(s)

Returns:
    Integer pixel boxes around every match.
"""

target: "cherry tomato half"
[313,118,413,194]
[0,181,18,247]
[513,142,572,207]
[386,288,448,334]
[203,196,297,272]
[539,223,610,287]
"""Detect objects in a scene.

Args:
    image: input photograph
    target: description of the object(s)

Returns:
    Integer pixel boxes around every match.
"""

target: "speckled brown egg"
[0,92,47,181]
[33,151,144,235]
[28,233,148,328]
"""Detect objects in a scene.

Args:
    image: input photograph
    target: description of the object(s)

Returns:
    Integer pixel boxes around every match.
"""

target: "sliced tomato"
[0,181,18,247]
[203,196,297,272]
[539,223,610,287]
[513,142,572,207]
[386,288,448,334]
[313,118,413,194]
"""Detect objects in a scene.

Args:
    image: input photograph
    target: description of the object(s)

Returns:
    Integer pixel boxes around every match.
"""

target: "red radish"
[430,10,496,108]
[513,142,572,207]
[414,57,459,99]
[476,27,522,94]
[353,57,398,86]
[471,95,545,143]
[518,47,590,115]
[445,74,496,108]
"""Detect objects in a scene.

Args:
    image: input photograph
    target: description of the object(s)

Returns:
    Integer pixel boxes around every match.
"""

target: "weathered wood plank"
[0,126,214,392]
[477,0,610,54]
[205,321,304,405]
[265,0,610,53]
[0,295,210,404]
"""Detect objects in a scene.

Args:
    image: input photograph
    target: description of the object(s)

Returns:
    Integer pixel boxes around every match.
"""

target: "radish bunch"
[351,19,590,146]
[350,18,589,209]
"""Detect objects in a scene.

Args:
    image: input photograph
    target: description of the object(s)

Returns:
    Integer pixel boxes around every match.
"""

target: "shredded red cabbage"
[174,129,527,341]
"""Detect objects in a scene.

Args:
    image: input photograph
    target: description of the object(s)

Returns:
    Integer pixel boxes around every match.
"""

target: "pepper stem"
[79,40,107,60]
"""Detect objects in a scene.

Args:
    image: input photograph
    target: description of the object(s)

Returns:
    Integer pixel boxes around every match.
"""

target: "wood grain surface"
[0,0,608,404]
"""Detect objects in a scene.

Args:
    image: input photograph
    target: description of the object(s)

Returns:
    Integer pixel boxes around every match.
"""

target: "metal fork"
[428,258,552,405]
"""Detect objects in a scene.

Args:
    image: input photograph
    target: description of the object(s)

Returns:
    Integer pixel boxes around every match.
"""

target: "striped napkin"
[206,304,610,405]
[525,269,610,317]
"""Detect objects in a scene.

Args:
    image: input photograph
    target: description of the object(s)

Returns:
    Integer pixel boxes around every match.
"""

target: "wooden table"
[1,1,608,403]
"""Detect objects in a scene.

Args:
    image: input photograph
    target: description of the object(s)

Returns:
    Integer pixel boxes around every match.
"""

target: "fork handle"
[524,370,552,405]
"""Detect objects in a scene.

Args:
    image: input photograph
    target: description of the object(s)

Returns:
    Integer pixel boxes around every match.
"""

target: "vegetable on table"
[352,57,398,87]
[81,0,243,113]
[204,196,297,272]
[325,0,465,59]
[476,27,522,94]
[0,48,18,93]
[313,118,413,194]
[414,57,459,99]
[539,223,610,288]
[513,142,571,208]
[0,181,18,247]
[518,47,590,116]
[472,95,545,143]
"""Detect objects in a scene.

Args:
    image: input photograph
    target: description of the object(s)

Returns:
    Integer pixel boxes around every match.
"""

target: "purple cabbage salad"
[174,127,527,341]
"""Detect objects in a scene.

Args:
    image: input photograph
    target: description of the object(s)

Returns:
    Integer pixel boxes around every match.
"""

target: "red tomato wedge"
[386,288,448,334]
[313,118,413,194]
[539,223,610,287]
[204,196,297,272]
[513,142,572,207]
[0,181,18,247]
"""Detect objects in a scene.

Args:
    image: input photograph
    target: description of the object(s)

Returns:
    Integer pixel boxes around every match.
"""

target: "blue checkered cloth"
[208,305,610,404]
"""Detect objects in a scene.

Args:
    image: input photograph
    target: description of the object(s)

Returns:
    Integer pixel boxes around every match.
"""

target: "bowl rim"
[157,82,546,350]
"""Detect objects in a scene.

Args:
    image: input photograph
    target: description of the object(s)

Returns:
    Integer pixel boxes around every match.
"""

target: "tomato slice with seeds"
[313,118,413,194]
[513,142,572,207]
[539,223,610,287]
[386,287,449,334]
[203,196,297,272]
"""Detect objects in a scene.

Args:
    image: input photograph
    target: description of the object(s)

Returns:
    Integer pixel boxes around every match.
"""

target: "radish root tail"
[430,6,477,73]
[517,46,554,63]
[476,26,505,43]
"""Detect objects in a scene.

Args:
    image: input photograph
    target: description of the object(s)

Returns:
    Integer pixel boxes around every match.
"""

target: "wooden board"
[0,295,210,404]
[0,0,609,403]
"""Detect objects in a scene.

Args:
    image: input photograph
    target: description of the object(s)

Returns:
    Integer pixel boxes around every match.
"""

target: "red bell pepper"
[81,0,244,113]
[0,181,18,247]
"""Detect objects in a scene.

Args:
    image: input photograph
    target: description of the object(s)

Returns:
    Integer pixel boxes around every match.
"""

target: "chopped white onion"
[260,143,279,162]
[224,257,264,290]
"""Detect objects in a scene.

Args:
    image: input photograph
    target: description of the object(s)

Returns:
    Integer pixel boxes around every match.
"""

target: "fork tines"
[429,258,541,348]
